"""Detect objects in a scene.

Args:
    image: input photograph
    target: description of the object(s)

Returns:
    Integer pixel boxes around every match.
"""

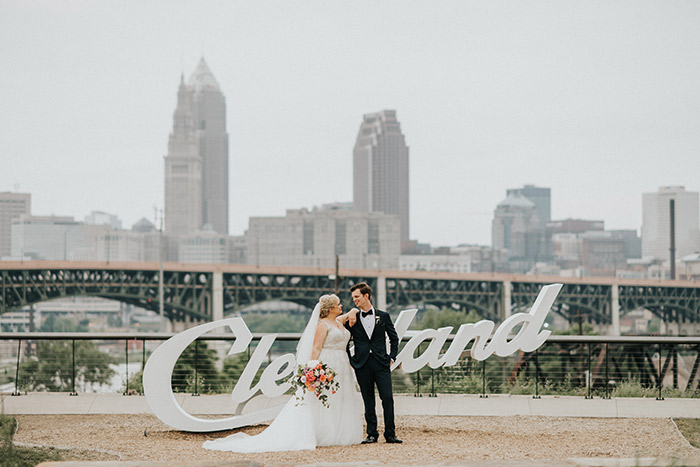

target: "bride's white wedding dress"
[203,316,364,452]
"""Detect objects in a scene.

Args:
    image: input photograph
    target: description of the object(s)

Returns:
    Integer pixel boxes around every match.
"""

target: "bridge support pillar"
[611,284,621,336]
[502,281,512,321]
[377,276,387,311]
[213,271,223,322]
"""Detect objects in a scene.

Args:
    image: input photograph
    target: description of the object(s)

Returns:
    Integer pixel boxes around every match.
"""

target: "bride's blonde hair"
[319,294,340,318]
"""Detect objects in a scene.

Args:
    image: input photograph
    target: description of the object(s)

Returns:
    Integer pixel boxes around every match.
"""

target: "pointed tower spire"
[188,57,220,91]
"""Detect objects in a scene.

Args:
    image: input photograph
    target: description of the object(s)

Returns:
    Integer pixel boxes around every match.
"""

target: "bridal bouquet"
[290,361,340,408]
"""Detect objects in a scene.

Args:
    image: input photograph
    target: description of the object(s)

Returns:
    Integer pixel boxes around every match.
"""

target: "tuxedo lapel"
[354,316,370,340]
[359,321,371,340]
[369,311,382,340]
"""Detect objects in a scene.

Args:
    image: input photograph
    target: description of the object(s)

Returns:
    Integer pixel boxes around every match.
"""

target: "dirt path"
[12,414,700,465]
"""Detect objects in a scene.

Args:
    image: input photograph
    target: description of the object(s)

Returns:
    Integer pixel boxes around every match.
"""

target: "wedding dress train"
[202,310,363,452]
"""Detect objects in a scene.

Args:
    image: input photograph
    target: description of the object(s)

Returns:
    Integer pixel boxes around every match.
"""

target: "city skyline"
[2,1,700,247]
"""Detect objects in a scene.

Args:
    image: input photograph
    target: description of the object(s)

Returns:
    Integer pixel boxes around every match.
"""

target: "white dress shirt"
[360,307,376,338]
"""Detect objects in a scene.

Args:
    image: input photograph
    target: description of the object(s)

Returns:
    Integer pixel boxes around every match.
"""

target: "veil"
[295,302,320,365]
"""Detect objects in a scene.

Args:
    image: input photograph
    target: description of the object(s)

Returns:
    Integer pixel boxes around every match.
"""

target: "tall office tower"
[642,186,700,260]
[353,110,410,245]
[491,193,542,267]
[164,58,229,237]
[507,184,552,260]
[507,184,551,228]
[0,192,31,258]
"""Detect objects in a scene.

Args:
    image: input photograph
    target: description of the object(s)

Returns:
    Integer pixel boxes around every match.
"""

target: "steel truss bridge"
[2,261,700,333]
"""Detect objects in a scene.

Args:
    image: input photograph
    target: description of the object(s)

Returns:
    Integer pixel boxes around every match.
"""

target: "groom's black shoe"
[361,435,378,444]
[385,436,403,444]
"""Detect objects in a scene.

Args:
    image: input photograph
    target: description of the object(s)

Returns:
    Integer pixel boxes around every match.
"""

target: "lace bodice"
[322,321,350,351]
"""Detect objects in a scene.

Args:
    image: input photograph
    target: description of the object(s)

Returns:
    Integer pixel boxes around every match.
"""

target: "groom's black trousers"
[354,356,395,439]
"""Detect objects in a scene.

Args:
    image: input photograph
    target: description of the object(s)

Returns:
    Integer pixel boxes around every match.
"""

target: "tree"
[107,314,123,328]
[219,353,253,392]
[19,340,116,392]
[240,312,308,353]
[413,307,481,330]
[39,315,89,332]
[172,340,220,393]
[241,312,307,333]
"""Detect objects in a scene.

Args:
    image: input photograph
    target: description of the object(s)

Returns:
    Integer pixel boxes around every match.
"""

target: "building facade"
[642,186,700,261]
[0,192,30,259]
[506,185,551,229]
[246,204,400,269]
[353,110,410,246]
[491,193,544,271]
[399,254,472,273]
[165,58,229,238]
[179,229,234,264]
[10,215,164,262]
[11,215,83,260]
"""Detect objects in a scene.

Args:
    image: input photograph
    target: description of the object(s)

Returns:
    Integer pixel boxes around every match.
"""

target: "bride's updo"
[319,294,340,318]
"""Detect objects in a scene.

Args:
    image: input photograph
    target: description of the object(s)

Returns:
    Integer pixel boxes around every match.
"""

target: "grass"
[0,414,62,467]
[611,380,700,399]
[0,414,118,466]
[674,419,700,449]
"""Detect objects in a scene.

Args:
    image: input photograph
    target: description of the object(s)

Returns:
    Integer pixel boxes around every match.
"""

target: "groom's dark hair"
[350,282,372,299]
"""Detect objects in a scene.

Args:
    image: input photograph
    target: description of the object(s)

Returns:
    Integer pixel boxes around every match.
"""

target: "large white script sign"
[144,283,562,432]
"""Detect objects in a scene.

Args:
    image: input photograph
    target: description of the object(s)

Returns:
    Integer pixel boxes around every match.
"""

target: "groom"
[345,282,402,444]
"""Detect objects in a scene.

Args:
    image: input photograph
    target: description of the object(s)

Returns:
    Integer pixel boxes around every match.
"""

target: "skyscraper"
[164,58,229,237]
[496,185,552,266]
[491,193,542,268]
[353,110,410,245]
[506,185,551,229]
[642,186,700,260]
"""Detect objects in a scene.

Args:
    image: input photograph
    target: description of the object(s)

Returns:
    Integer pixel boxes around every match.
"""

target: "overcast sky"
[2,1,699,246]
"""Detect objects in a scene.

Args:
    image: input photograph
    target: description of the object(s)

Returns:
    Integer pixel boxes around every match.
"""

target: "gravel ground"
[11,414,700,465]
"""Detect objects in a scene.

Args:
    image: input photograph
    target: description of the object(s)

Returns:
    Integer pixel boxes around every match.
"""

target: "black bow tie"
[361,309,373,318]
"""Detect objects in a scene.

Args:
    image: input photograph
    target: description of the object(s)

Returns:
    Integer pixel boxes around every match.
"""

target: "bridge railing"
[1,333,699,399]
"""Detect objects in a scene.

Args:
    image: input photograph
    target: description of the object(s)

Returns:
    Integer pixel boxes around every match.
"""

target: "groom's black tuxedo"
[347,308,399,368]
[345,307,399,440]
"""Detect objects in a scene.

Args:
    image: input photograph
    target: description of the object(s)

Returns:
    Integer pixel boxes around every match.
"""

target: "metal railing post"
[430,368,436,397]
[124,339,129,395]
[414,369,422,397]
[70,339,78,396]
[585,343,592,399]
[672,345,678,389]
[480,359,488,398]
[12,339,22,396]
[533,349,541,399]
[193,339,200,396]
[656,343,664,401]
[604,343,610,399]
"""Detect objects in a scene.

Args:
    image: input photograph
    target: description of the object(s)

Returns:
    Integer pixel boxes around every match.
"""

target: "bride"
[203,294,364,452]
